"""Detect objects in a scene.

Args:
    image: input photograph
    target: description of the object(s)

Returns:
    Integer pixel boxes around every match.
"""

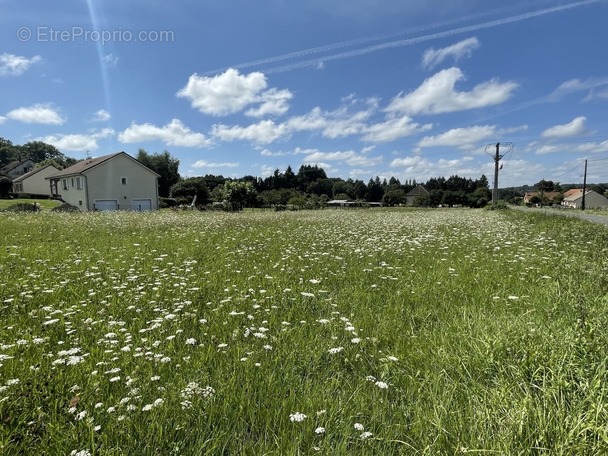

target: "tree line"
[0,138,494,208]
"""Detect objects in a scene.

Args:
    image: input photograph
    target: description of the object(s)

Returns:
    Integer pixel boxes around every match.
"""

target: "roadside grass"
[0,198,61,210]
[1,209,607,454]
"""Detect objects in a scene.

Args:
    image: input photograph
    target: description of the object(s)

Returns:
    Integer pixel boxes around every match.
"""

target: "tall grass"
[1,208,607,455]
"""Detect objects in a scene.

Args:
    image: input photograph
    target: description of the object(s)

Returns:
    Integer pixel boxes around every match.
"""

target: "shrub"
[51,203,80,212]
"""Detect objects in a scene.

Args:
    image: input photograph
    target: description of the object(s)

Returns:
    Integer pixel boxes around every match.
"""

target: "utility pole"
[485,142,513,205]
[581,158,588,211]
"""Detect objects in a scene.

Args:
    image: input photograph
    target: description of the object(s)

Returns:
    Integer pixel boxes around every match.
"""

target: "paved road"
[509,205,608,226]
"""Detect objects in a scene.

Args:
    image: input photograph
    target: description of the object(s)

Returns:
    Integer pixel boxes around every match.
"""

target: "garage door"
[131,199,152,211]
[94,200,118,211]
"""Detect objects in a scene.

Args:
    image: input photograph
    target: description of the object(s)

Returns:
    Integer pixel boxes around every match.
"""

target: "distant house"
[327,199,382,208]
[562,189,608,209]
[523,191,561,204]
[0,159,35,179]
[406,185,429,206]
[46,152,160,211]
[12,165,60,195]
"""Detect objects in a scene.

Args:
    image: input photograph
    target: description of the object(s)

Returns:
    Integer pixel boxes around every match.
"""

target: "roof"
[47,152,160,179]
[0,159,34,174]
[563,190,592,202]
[12,164,59,183]
[406,185,429,197]
[563,188,583,198]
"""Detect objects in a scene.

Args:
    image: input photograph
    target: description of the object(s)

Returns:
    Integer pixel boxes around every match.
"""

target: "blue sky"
[1,0,608,187]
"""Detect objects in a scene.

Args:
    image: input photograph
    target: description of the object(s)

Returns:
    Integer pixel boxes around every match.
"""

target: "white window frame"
[76,176,83,190]
[62,179,69,191]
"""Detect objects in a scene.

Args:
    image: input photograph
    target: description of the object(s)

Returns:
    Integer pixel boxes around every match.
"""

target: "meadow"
[1,208,608,455]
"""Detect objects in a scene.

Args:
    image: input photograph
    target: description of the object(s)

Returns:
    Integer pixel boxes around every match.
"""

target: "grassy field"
[0,198,61,210]
[1,208,608,455]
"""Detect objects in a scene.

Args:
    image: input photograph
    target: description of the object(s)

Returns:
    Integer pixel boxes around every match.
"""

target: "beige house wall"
[58,176,88,210]
[84,154,158,210]
[15,166,58,195]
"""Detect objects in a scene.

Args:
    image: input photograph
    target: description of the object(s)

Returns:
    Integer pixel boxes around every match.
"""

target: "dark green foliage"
[136,149,180,197]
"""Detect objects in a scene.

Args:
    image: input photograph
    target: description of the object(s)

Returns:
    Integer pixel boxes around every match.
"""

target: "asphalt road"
[509,205,608,226]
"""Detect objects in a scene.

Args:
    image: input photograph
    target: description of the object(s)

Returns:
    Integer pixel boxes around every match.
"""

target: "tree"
[0,176,11,197]
[221,180,257,210]
[382,188,407,206]
[136,149,180,198]
[169,177,210,205]
[0,138,19,165]
[20,141,63,163]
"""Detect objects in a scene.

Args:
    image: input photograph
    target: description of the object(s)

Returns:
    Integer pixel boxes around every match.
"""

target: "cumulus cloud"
[301,149,382,167]
[34,128,115,152]
[211,120,289,144]
[177,68,292,116]
[362,115,432,142]
[191,160,239,168]
[417,125,496,149]
[385,67,518,115]
[92,109,111,122]
[6,103,65,124]
[0,53,41,76]
[118,119,212,147]
[422,37,480,70]
[541,116,588,138]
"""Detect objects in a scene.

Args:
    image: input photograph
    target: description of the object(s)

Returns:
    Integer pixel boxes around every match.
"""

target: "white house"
[562,189,608,209]
[11,165,59,195]
[0,159,35,179]
[47,152,160,211]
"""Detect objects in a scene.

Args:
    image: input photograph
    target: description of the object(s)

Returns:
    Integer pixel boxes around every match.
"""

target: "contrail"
[202,0,602,76]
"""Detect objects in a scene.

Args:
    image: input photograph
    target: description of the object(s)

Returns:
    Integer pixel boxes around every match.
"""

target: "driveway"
[509,205,608,226]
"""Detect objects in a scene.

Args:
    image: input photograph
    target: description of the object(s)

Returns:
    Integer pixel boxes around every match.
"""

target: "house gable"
[47,152,159,211]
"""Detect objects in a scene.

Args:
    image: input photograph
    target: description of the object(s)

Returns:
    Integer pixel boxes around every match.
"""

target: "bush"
[7,203,40,212]
[159,197,178,209]
[487,200,509,210]
[51,203,80,212]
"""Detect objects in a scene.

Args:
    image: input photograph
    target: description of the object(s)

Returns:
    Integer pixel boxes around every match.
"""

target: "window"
[62,179,68,191]
[121,177,128,185]
[76,177,83,190]
[71,178,75,188]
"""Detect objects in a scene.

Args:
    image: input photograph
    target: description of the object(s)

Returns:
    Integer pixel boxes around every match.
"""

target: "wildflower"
[328,347,343,354]
[375,381,389,389]
[289,412,307,422]
[185,338,197,345]
[354,423,365,431]
[75,410,87,421]
[315,427,326,434]
[360,431,373,440]
[70,450,91,456]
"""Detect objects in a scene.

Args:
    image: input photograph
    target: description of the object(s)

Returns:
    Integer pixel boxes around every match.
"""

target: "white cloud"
[260,149,290,157]
[0,115,6,124]
[260,164,276,177]
[541,116,587,138]
[418,125,496,149]
[573,140,608,154]
[34,128,115,152]
[103,53,119,68]
[191,160,239,168]
[389,155,482,183]
[0,53,41,76]
[245,88,293,117]
[118,119,212,148]
[211,120,289,144]
[549,77,608,101]
[6,103,65,124]
[92,109,111,122]
[422,37,480,70]
[301,149,382,167]
[177,68,292,117]
[385,67,518,115]
[362,115,432,142]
